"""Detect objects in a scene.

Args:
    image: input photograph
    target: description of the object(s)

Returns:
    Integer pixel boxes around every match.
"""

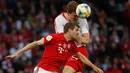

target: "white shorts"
[33,67,58,73]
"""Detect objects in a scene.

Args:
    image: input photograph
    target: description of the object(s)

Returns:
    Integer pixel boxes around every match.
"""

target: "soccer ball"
[76,3,91,18]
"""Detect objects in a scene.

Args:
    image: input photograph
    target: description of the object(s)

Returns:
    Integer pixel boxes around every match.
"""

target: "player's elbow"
[35,41,41,46]
[35,38,44,46]
[31,41,39,46]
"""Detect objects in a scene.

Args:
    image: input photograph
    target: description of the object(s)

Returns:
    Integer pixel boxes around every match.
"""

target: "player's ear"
[68,28,72,32]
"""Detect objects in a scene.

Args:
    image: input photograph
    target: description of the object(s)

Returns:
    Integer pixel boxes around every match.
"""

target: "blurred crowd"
[0,0,130,73]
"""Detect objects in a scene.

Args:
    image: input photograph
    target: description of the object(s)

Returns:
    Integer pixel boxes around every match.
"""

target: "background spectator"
[0,0,130,73]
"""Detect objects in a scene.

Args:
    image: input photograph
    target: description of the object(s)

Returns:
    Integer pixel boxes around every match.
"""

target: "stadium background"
[0,0,130,73]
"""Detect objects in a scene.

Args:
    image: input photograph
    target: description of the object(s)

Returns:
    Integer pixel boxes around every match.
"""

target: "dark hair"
[67,1,79,13]
[64,22,79,33]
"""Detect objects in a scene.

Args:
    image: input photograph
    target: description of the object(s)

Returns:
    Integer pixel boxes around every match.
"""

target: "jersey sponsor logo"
[58,43,70,54]
[58,47,69,54]
[58,46,64,54]
[46,35,53,41]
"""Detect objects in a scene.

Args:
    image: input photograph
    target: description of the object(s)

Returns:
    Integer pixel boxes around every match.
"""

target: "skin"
[63,52,104,73]
[5,25,103,73]
[65,12,90,44]
[5,26,80,60]
[63,12,103,73]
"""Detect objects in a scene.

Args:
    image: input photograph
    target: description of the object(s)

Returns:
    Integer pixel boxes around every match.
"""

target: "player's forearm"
[81,33,90,44]
[77,52,95,68]
[13,41,38,56]
[81,37,89,44]
[76,36,89,44]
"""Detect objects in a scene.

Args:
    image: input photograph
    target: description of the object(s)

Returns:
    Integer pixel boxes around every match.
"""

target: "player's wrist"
[91,64,97,69]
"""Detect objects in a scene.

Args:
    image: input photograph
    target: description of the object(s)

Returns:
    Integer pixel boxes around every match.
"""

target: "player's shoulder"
[44,33,59,42]
[55,13,64,21]
[47,33,58,37]
[54,13,66,26]
[48,33,64,39]
[44,34,55,40]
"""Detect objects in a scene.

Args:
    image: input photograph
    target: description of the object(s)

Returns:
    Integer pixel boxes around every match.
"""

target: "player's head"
[64,22,79,39]
[67,1,79,21]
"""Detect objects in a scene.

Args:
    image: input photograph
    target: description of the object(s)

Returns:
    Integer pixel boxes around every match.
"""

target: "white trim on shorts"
[33,67,58,73]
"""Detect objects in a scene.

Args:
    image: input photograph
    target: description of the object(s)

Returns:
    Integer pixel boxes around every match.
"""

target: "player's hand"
[92,66,104,73]
[5,54,17,59]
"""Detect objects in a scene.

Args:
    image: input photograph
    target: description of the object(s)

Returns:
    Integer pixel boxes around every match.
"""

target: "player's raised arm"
[76,52,104,73]
[5,38,44,59]
[76,32,90,44]
[76,19,90,44]
[81,32,90,44]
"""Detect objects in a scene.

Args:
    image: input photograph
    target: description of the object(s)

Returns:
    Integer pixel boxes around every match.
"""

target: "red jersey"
[37,33,78,72]
[54,13,89,57]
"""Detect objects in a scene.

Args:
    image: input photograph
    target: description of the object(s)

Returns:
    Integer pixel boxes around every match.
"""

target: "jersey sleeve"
[54,17,64,33]
[43,34,54,44]
[79,19,89,33]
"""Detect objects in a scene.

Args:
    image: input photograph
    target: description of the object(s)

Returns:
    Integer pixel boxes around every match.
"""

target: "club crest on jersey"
[46,35,53,41]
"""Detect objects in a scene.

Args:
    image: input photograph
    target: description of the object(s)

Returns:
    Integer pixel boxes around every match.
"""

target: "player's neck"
[64,13,75,23]
[64,33,72,41]
[64,13,70,21]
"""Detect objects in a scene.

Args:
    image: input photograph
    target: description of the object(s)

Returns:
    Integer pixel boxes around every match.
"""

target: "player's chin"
[75,35,79,38]
[73,18,78,21]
